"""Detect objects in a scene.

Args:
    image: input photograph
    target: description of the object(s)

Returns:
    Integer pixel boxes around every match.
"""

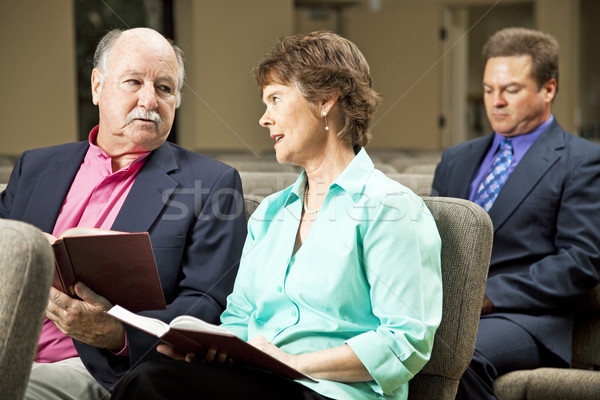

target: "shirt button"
[277,286,282,293]
[291,310,297,317]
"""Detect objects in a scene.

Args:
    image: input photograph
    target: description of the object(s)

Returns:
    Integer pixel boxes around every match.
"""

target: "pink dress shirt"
[35,126,149,363]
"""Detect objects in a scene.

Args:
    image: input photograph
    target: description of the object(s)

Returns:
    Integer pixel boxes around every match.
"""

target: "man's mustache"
[125,109,163,129]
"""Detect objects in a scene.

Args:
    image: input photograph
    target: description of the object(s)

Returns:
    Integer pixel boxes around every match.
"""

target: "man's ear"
[91,68,103,106]
[543,78,557,103]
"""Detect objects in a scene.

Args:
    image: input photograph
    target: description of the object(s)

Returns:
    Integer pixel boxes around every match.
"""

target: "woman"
[111,31,442,400]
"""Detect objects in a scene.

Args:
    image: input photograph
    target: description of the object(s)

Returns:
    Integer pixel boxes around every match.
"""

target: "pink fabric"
[36,126,148,363]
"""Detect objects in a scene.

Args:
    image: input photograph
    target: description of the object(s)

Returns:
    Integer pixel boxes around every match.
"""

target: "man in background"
[0,27,246,399]
[432,27,600,399]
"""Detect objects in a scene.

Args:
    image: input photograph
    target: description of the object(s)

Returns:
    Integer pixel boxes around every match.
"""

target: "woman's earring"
[322,111,329,131]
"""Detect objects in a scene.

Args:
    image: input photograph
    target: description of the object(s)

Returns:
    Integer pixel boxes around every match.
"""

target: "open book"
[49,227,166,312]
[107,305,315,382]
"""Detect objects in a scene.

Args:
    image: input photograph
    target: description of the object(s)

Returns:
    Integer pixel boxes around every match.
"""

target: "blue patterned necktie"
[474,138,514,212]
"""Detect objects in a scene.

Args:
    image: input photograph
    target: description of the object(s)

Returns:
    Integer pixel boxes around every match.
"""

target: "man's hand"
[481,295,495,315]
[45,282,125,350]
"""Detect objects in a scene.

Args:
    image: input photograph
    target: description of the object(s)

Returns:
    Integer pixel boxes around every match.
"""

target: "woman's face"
[259,83,326,166]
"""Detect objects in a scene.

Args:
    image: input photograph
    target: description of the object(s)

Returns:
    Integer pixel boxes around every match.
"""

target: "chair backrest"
[243,195,263,222]
[0,165,13,184]
[408,197,493,400]
[0,219,54,398]
[225,159,299,173]
[0,183,6,192]
[387,173,434,197]
[0,154,17,167]
[240,172,299,197]
[403,163,438,175]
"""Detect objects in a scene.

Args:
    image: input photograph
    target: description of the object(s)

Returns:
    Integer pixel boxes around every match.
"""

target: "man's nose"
[492,91,507,107]
[138,84,159,110]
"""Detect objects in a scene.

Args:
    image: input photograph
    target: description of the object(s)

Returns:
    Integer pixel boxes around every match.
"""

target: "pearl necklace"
[303,189,321,214]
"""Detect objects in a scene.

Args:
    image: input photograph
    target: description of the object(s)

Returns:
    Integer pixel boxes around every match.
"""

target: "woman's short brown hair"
[253,31,381,150]
[483,27,559,93]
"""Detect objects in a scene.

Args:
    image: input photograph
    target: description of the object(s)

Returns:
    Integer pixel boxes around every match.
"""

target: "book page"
[170,315,234,336]
[43,232,58,244]
[107,305,170,337]
[59,227,125,238]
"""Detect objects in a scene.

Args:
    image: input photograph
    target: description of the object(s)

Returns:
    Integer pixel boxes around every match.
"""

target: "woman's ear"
[321,92,340,116]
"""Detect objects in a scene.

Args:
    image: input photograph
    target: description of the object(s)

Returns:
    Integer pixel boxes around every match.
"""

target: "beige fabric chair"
[0,154,18,167]
[225,159,299,173]
[0,183,6,192]
[388,152,442,173]
[0,165,13,184]
[387,173,434,197]
[240,171,434,199]
[408,197,493,400]
[239,172,299,197]
[403,163,438,175]
[0,219,54,399]
[243,195,263,222]
[494,283,600,399]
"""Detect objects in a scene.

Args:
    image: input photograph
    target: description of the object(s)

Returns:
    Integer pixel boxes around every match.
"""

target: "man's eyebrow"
[482,81,523,88]
[118,70,177,86]
[156,76,177,86]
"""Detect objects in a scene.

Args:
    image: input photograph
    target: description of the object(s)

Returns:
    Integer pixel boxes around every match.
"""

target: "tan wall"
[175,0,294,155]
[0,0,594,158]
[346,1,443,150]
[0,1,77,155]
[535,0,580,133]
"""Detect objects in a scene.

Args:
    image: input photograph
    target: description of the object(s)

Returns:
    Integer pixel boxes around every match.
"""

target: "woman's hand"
[248,335,298,370]
[157,344,232,365]
[249,337,371,382]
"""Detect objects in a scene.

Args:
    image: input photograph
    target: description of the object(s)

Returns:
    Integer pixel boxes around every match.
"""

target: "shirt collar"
[283,147,374,207]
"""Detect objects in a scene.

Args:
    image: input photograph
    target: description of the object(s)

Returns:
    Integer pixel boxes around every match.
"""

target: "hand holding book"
[107,305,315,381]
[47,281,127,350]
[47,227,166,312]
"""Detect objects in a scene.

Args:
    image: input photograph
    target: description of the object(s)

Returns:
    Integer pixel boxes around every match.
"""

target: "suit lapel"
[112,143,179,233]
[451,136,493,198]
[488,122,565,231]
[24,143,88,233]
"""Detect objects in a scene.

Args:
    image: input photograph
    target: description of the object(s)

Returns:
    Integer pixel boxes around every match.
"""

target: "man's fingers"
[74,282,110,308]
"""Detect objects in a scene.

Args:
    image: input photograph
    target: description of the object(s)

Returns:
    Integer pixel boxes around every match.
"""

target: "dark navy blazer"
[0,140,247,389]
[432,119,600,363]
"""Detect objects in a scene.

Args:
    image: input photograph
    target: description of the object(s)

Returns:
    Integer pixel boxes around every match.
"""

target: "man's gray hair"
[93,29,185,107]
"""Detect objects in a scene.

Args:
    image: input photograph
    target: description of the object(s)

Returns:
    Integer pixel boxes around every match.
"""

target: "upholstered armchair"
[0,219,54,399]
[408,197,493,400]
[494,283,600,399]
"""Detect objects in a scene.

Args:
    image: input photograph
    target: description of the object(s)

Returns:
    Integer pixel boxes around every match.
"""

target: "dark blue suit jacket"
[432,119,600,363]
[0,140,247,389]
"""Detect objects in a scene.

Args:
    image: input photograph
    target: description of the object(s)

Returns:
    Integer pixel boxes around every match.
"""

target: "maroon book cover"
[52,229,166,312]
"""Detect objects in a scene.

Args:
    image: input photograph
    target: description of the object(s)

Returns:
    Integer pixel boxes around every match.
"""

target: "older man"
[0,28,246,399]
[433,27,600,399]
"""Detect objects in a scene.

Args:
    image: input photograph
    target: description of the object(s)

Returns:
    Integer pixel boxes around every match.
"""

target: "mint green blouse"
[220,149,442,399]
